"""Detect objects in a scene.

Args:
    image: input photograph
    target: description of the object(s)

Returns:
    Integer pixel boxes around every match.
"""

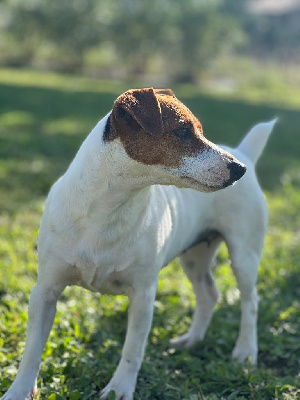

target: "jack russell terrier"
[2,88,275,400]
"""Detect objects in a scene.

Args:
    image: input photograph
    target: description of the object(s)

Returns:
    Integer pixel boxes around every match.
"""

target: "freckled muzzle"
[174,144,247,193]
[198,141,247,190]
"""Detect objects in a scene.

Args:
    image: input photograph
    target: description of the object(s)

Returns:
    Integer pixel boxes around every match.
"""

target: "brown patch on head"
[105,87,213,168]
[107,87,163,139]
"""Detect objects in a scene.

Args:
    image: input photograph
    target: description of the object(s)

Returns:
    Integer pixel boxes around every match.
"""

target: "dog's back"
[208,119,276,239]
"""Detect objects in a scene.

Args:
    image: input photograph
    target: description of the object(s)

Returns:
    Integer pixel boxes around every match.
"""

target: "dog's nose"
[223,161,246,188]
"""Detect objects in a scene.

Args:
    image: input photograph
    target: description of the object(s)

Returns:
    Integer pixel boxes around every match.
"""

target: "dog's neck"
[61,115,152,225]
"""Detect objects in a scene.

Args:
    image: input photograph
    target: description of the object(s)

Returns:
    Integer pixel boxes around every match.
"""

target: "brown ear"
[154,88,176,98]
[115,88,164,135]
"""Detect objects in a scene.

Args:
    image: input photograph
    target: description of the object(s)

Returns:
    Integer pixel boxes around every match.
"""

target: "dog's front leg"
[2,282,65,400]
[100,284,157,400]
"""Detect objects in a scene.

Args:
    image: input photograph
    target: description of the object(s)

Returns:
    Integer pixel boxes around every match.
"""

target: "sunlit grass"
[0,68,127,94]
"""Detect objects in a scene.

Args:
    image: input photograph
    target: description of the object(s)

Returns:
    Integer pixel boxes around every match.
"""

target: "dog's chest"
[71,216,159,295]
[73,235,136,294]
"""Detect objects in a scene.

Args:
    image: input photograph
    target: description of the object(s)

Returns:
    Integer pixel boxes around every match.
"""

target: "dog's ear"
[154,88,176,98]
[115,88,164,135]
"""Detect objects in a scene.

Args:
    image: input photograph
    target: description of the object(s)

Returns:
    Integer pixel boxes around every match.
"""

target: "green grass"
[0,68,299,399]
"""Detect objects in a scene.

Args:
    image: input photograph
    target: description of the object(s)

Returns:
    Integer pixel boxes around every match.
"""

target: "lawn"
[0,68,299,400]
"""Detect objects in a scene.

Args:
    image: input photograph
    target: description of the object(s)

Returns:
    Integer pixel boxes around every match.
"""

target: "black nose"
[223,161,246,188]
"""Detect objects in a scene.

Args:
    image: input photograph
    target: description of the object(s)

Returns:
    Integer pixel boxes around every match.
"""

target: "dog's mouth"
[178,175,224,192]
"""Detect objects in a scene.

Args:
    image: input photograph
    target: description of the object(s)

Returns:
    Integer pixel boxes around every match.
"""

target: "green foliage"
[1,0,299,81]
[0,0,245,80]
[0,0,104,71]
[101,0,244,81]
[0,69,299,399]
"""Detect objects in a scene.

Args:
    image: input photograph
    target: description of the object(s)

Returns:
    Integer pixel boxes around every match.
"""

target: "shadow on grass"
[1,81,299,213]
[0,83,117,212]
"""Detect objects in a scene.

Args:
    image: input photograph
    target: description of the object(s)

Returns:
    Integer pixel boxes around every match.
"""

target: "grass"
[0,68,299,399]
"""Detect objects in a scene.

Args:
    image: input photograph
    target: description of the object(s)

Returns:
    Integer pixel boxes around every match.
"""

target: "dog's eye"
[173,126,194,139]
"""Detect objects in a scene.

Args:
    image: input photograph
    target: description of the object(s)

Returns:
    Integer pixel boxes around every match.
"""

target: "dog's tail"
[237,119,277,164]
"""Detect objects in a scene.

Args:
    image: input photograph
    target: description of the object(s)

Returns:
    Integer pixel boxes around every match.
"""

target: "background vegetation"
[0,0,299,82]
[0,0,299,399]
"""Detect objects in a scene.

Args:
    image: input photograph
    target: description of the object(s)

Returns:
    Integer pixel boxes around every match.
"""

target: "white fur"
[2,117,276,400]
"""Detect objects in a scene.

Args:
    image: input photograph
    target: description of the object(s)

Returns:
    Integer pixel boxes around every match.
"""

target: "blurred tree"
[104,0,245,82]
[103,0,170,75]
[0,0,245,79]
[244,10,300,62]
[164,0,246,82]
[0,0,103,71]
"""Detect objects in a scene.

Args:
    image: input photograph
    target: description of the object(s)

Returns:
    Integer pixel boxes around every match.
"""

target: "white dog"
[2,88,275,400]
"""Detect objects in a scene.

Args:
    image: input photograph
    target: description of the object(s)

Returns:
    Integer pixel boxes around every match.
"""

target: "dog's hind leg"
[170,234,222,348]
[226,233,265,365]
[2,282,65,400]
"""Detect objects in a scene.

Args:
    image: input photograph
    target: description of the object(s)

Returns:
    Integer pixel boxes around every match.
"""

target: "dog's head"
[103,87,246,192]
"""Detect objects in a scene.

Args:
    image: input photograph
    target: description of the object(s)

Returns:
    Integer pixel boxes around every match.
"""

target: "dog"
[2,88,275,400]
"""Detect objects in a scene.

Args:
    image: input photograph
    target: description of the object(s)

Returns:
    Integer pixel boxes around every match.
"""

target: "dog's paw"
[170,331,202,349]
[232,342,257,365]
[1,379,37,400]
[1,388,33,400]
[99,380,134,400]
